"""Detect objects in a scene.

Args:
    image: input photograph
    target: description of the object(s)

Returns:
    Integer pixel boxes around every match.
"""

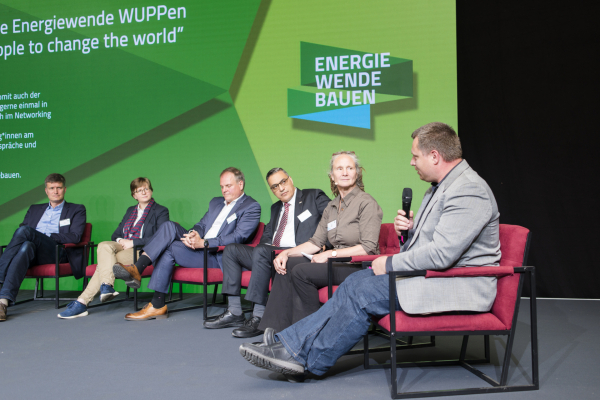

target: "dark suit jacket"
[20,201,87,278]
[260,188,330,246]
[111,202,170,247]
[192,194,261,268]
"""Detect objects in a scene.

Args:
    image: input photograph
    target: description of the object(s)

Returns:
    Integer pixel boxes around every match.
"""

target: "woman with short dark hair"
[58,177,169,318]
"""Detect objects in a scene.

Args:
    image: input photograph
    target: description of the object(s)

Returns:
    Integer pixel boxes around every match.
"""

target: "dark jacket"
[111,202,170,247]
[20,202,87,278]
[192,194,261,268]
[260,188,330,246]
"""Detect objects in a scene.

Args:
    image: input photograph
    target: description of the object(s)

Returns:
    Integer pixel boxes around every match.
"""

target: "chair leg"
[203,280,208,320]
[212,284,219,304]
[500,330,517,386]
[390,331,398,397]
[459,335,469,362]
[55,276,59,309]
[484,335,490,362]
[179,283,183,301]
[168,283,173,301]
[34,279,40,299]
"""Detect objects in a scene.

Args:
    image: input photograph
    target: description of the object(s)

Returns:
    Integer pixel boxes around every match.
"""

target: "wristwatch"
[331,250,338,257]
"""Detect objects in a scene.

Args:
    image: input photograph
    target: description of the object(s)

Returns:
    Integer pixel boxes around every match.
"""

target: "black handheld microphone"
[399,188,412,244]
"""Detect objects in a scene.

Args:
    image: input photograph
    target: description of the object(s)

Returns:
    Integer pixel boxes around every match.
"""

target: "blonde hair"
[328,151,365,197]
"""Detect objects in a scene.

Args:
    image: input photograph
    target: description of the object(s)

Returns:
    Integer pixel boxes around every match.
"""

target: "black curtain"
[456,3,600,297]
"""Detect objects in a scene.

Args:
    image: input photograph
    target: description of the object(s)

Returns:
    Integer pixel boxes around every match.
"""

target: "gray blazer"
[390,160,501,314]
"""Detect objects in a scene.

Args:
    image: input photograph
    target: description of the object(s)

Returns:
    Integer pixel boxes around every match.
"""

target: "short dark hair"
[45,173,66,187]
[266,168,288,181]
[130,177,153,197]
[221,167,245,189]
[411,122,462,162]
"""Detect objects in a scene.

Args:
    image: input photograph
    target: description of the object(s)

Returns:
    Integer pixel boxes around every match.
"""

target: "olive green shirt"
[308,186,383,254]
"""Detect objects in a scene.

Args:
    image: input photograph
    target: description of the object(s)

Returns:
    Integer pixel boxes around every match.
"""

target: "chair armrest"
[425,266,515,278]
[203,246,222,254]
[63,242,88,249]
[348,254,397,263]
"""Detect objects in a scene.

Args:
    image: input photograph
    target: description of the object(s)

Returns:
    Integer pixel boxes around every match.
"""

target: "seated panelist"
[58,177,169,319]
[258,151,383,333]
[113,167,261,321]
[239,122,502,383]
[0,173,86,322]
[204,168,330,337]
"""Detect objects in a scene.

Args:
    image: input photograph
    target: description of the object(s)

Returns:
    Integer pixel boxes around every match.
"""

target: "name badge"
[327,220,337,231]
[59,219,71,227]
[227,213,237,224]
[297,209,312,222]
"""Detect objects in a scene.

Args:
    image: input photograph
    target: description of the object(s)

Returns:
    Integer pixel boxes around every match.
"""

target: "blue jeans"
[276,268,399,376]
[145,222,219,294]
[0,226,65,303]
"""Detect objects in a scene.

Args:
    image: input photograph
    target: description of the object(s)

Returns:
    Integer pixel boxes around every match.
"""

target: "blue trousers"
[0,226,65,304]
[276,269,399,376]
[145,221,219,294]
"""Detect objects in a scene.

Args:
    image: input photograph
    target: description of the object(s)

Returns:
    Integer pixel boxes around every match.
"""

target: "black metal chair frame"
[1,241,91,309]
[326,256,436,356]
[368,266,539,398]
[130,244,223,319]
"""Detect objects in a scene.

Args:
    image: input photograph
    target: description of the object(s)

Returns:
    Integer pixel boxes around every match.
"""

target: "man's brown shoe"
[113,263,142,289]
[0,303,7,321]
[125,303,168,321]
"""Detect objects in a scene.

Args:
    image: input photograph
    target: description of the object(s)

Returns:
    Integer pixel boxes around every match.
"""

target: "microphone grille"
[402,188,412,201]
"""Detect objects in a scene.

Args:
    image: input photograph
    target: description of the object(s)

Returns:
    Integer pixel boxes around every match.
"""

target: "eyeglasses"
[135,188,151,194]
[269,177,289,191]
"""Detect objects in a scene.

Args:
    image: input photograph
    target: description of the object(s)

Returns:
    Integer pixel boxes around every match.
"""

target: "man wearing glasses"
[113,167,261,321]
[205,168,329,338]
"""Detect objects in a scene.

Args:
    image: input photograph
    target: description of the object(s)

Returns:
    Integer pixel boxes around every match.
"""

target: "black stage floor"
[1,292,597,400]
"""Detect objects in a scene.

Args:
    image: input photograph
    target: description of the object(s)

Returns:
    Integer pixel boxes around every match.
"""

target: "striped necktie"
[272,202,290,247]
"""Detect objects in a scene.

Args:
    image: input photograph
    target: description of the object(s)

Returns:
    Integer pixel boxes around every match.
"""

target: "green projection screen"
[0,0,457,291]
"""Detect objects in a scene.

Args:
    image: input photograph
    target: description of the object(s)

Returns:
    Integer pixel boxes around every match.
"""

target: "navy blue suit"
[0,202,86,303]
[221,188,330,305]
[145,194,261,294]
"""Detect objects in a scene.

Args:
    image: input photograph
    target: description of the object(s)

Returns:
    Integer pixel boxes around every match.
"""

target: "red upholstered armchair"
[15,223,92,309]
[168,222,265,320]
[270,223,401,302]
[320,222,400,301]
[367,224,537,398]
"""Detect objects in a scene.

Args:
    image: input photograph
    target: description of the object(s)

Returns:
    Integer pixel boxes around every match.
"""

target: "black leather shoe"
[262,327,276,346]
[203,310,245,329]
[239,341,305,376]
[251,327,276,346]
[232,316,263,338]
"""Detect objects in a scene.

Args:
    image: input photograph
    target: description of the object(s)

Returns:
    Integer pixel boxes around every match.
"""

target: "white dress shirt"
[204,193,245,239]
